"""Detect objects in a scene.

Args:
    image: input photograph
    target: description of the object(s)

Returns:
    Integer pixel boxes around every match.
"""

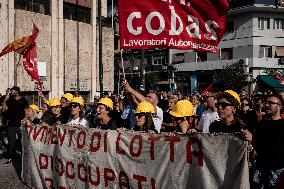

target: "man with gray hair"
[121,80,163,133]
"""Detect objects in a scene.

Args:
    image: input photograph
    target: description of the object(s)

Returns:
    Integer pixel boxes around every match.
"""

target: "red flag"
[201,83,213,96]
[22,42,42,91]
[0,24,39,57]
[273,72,284,86]
[118,0,230,53]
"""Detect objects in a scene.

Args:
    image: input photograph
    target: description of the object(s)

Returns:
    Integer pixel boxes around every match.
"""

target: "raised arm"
[121,79,146,105]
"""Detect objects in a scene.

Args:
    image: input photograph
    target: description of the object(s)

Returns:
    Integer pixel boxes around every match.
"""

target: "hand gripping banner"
[118,0,230,53]
[22,124,250,189]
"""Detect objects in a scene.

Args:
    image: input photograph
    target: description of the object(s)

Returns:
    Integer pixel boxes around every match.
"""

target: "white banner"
[22,124,250,189]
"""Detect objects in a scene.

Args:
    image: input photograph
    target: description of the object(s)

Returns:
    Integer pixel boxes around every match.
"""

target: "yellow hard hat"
[224,90,241,105]
[135,101,155,114]
[29,104,40,113]
[62,93,74,102]
[49,98,61,107]
[169,100,194,117]
[71,97,84,106]
[98,97,113,110]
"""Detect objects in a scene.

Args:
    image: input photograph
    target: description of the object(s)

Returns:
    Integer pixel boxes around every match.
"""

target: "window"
[173,53,185,63]
[258,18,270,30]
[221,48,233,60]
[275,46,284,57]
[14,0,51,15]
[63,2,91,24]
[274,19,284,29]
[226,21,234,33]
[259,46,272,58]
[197,52,207,62]
[152,56,167,65]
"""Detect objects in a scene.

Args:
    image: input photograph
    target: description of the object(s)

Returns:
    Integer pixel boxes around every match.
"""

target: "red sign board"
[118,0,230,53]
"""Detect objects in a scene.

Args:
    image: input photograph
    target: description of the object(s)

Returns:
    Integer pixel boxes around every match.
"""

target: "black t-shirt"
[255,119,284,169]
[60,106,71,124]
[239,110,258,134]
[31,117,41,125]
[97,118,117,130]
[209,120,243,133]
[6,97,28,127]
[158,99,168,111]
[41,111,65,126]
[0,95,9,125]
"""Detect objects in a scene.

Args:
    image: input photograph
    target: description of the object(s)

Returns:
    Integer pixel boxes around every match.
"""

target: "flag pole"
[98,0,103,97]
[120,49,125,79]
[14,54,22,86]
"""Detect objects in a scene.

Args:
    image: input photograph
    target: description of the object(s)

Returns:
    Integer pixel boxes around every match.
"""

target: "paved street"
[0,156,30,189]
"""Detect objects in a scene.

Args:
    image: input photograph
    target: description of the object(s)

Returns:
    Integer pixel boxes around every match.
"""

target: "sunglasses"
[241,103,249,106]
[215,102,233,109]
[135,113,146,118]
[71,103,79,108]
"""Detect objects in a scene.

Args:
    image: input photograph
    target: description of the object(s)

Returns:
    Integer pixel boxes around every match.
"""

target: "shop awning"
[258,75,284,92]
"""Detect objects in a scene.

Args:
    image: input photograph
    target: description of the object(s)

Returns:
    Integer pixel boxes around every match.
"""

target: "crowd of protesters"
[0,81,283,188]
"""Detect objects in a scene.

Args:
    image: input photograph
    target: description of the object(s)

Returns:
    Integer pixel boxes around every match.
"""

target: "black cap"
[10,86,20,92]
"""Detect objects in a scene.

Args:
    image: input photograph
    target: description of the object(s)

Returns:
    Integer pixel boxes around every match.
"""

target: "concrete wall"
[15,10,51,91]
[0,2,114,100]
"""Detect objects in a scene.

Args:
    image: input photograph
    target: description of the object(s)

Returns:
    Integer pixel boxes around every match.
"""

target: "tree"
[215,63,248,93]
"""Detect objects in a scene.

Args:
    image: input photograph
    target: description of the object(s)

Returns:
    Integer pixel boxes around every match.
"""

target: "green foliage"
[215,63,248,93]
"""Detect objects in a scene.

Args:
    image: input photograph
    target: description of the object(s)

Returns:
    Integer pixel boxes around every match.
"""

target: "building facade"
[172,1,284,93]
[0,0,114,104]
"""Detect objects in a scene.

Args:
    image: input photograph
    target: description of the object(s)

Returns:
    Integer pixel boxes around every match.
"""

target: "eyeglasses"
[71,103,79,108]
[206,95,215,99]
[241,103,249,106]
[135,113,146,118]
[266,101,281,106]
[215,102,233,109]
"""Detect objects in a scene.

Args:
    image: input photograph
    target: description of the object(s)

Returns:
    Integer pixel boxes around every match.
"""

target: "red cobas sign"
[118,0,230,53]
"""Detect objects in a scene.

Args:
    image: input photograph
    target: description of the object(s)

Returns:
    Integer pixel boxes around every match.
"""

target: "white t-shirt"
[198,109,219,133]
[67,117,89,128]
[153,106,163,133]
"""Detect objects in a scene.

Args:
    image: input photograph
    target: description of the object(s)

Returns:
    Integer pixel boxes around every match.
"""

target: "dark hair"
[217,93,240,110]
[218,93,246,129]
[134,113,156,132]
[10,86,20,93]
[266,94,284,106]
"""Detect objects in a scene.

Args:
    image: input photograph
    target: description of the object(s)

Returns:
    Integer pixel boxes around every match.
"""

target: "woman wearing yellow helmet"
[133,101,158,133]
[169,100,197,134]
[95,97,117,130]
[209,90,252,142]
[67,97,88,128]
[41,98,64,126]
[21,104,41,125]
